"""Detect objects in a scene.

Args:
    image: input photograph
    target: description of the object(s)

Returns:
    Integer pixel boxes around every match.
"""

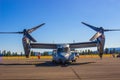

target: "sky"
[0,0,120,53]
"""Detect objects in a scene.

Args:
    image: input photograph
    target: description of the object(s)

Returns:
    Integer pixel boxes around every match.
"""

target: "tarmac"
[0,57,120,80]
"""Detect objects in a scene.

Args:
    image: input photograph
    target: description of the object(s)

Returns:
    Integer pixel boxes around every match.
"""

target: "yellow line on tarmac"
[79,54,114,58]
[2,56,52,60]
[1,54,115,60]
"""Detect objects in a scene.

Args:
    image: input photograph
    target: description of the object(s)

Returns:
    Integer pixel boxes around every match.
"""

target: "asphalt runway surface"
[0,57,120,80]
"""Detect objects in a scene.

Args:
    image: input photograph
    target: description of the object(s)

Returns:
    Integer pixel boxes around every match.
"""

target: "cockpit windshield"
[57,47,69,53]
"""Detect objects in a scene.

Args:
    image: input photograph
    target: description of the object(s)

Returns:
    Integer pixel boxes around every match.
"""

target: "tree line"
[0,50,51,56]
[0,48,120,56]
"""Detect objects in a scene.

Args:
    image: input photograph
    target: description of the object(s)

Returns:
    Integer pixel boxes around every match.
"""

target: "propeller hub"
[99,27,104,33]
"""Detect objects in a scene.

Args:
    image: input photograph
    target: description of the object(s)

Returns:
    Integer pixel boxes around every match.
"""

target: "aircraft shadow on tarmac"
[35,61,96,67]
[0,61,95,67]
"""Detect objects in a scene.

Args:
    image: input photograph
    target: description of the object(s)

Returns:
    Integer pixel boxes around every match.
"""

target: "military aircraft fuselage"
[52,44,78,64]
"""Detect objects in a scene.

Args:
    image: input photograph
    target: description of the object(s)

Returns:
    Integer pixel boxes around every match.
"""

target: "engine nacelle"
[22,37,31,58]
[97,35,105,59]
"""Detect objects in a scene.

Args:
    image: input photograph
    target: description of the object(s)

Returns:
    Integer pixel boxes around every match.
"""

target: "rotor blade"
[27,23,45,33]
[90,32,102,41]
[0,32,23,34]
[81,22,100,32]
[104,29,120,32]
[26,33,37,42]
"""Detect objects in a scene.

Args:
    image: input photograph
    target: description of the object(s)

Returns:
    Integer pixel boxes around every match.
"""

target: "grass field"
[1,54,116,60]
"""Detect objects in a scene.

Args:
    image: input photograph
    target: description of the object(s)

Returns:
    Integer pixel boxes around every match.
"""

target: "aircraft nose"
[58,53,67,60]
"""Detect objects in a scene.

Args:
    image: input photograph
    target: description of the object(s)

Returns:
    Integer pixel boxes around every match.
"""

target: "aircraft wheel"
[52,60,55,63]
[72,60,76,62]
[72,60,74,62]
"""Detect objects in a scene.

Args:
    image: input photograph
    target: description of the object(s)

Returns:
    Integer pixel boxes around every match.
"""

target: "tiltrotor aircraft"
[0,22,120,64]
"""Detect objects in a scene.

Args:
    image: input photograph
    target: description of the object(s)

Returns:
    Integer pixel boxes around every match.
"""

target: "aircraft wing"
[30,43,57,49]
[69,41,97,48]
[30,41,97,49]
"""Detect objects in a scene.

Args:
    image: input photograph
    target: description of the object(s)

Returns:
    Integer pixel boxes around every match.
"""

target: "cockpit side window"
[57,48,63,53]
[64,47,68,53]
